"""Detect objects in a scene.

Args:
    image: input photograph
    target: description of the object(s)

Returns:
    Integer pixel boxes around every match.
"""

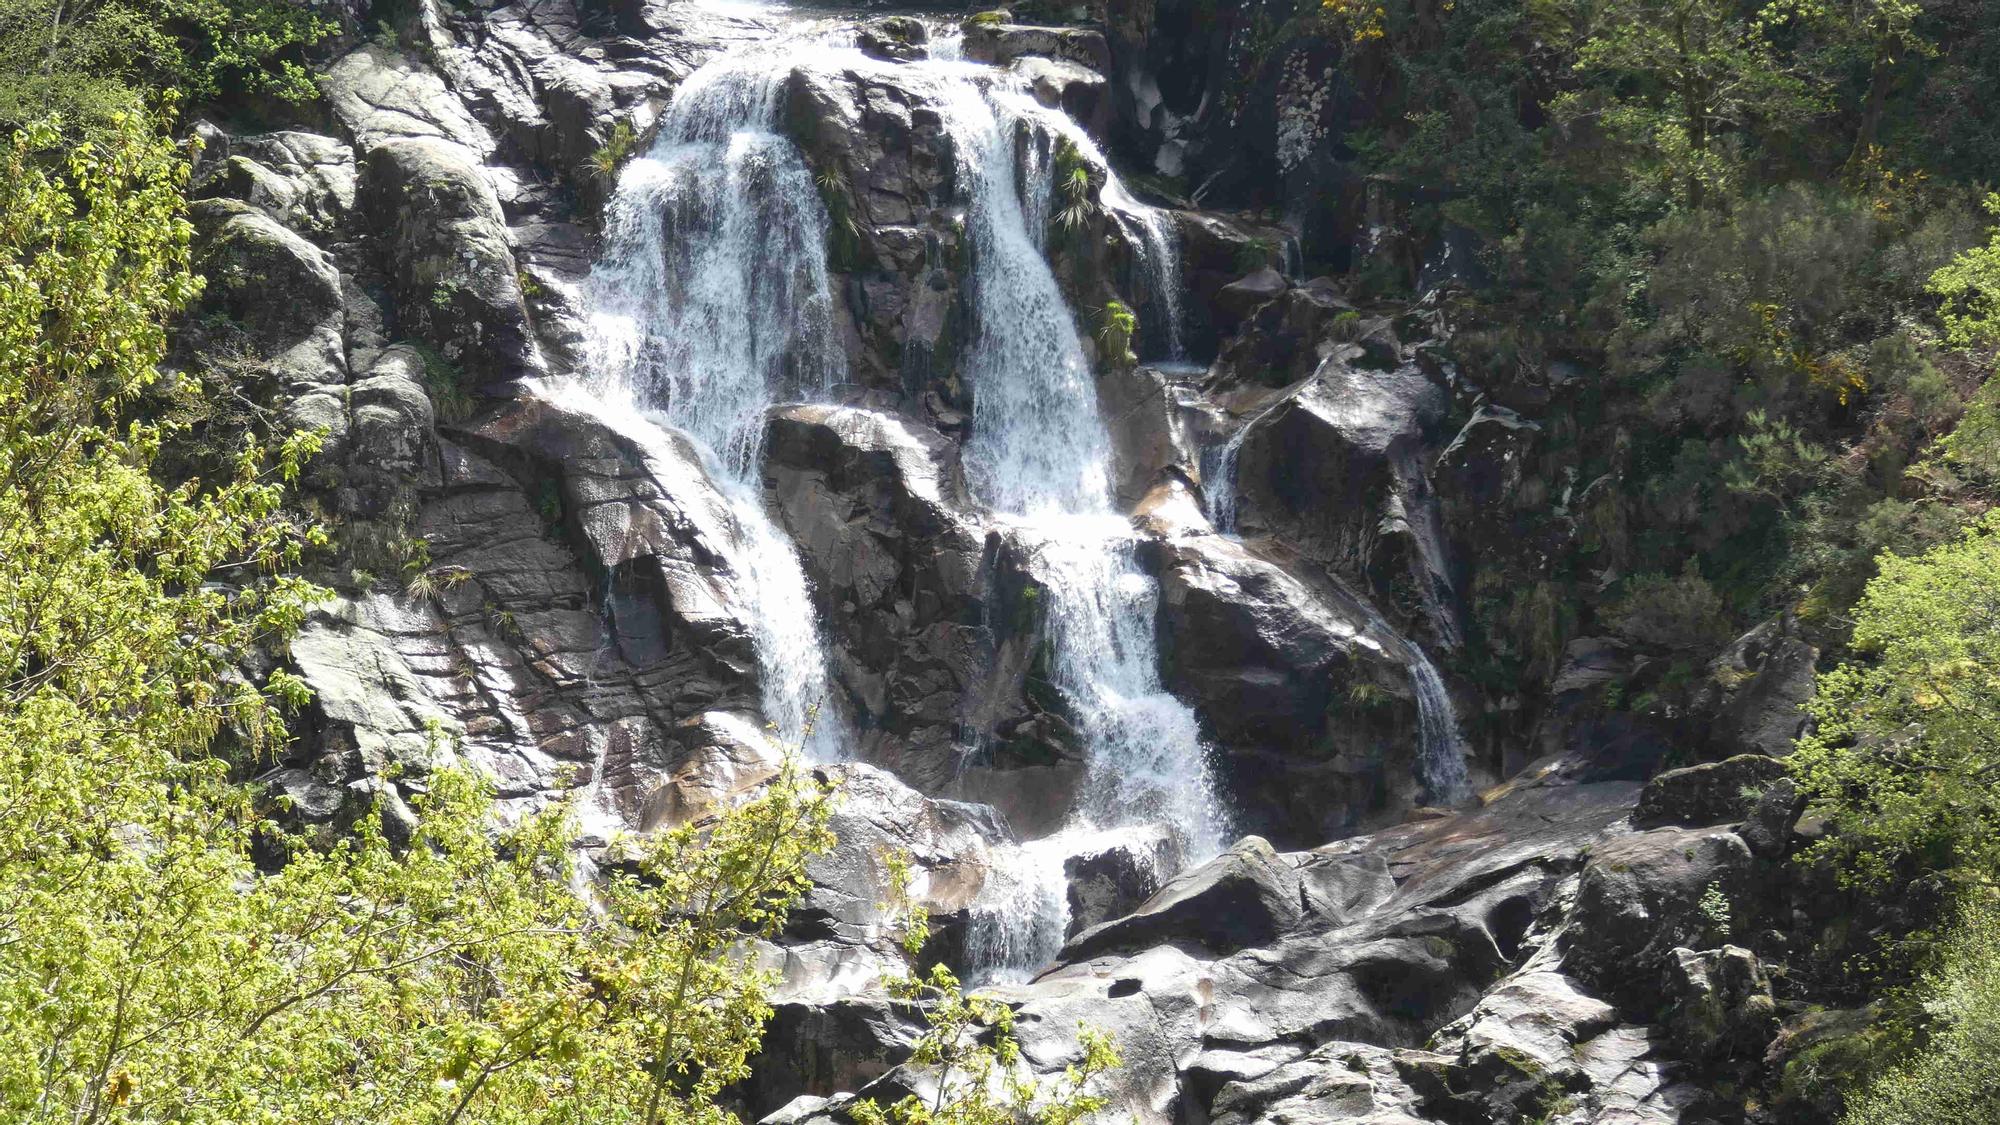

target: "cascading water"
[914,63,1227,981]
[581,46,849,760]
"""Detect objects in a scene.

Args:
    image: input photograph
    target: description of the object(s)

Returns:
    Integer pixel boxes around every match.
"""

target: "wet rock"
[1634,755,1792,829]
[1014,56,1109,131]
[962,24,1112,72]
[1229,356,1455,639]
[762,405,1003,788]
[1064,829,1176,935]
[857,17,928,63]
[1138,512,1421,844]
[1099,366,1199,509]
[1062,836,1303,959]
[782,64,965,402]
[460,394,768,725]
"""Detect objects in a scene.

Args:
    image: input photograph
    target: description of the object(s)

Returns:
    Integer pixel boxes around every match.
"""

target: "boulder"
[1230,355,1455,639]
[461,394,769,723]
[1013,56,1109,132]
[1691,617,1820,758]
[961,24,1112,72]
[1214,267,1288,325]
[358,137,542,382]
[1660,945,1778,1061]
[857,16,928,62]
[1062,836,1303,959]
[1064,830,1177,935]
[789,764,1010,949]
[742,993,923,1121]
[1207,1042,1418,1125]
[1098,366,1199,509]
[1634,754,1792,829]
[1739,777,1804,859]
[1561,826,1755,1004]
[1138,519,1422,844]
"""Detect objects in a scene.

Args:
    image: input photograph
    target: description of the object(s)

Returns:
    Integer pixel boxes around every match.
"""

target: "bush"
[0,0,328,135]
[1840,900,2000,1123]
[1792,514,2000,894]
[1606,567,1734,651]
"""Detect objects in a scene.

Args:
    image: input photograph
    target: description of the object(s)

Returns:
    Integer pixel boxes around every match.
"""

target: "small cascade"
[1405,642,1470,805]
[961,837,1072,981]
[1203,404,1470,807]
[581,47,850,760]
[1013,98,1189,361]
[1200,427,1249,534]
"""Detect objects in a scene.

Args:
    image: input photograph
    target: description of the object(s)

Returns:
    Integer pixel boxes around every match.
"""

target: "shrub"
[1840,900,2000,1123]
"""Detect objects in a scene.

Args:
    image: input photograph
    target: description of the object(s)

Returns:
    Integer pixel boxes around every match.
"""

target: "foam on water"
[580,46,851,760]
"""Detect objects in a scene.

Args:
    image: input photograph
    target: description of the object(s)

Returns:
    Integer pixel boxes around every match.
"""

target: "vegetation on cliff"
[0,13,1117,1125]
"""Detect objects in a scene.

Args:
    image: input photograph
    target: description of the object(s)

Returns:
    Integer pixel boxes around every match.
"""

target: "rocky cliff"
[185,1,1851,1121]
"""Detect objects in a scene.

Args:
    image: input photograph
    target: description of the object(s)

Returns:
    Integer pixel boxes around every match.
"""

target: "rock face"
[1062,836,1304,959]
[1136,498,1427,843]
[177,2,1844,1122]
[1229,354,1459,647]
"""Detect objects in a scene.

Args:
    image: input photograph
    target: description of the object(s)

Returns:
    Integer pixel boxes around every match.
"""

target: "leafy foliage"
[1926,194,2000,348]
[0,113,853,1124]
[856,856,1121,1125]
[1791,514,2000,895]
[0,0,328,135]
[1839,898,2000,1123]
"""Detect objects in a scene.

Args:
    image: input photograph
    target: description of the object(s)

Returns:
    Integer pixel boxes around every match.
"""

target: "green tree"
[0,115,842,1123]
[1925,193,2000,349]
[0,0,327,134]
[1551,0,1819,207]
[1790,513,2000,894]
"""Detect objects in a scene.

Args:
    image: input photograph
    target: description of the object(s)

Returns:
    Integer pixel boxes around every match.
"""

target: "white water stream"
[580,17,1231,983]
[907,59,1226,982]
[581,47,849,761]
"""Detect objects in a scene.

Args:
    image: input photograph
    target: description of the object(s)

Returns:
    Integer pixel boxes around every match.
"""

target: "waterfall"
[581,49,849,760]
[1406,644,1469,805]
[912,64,1226,981]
